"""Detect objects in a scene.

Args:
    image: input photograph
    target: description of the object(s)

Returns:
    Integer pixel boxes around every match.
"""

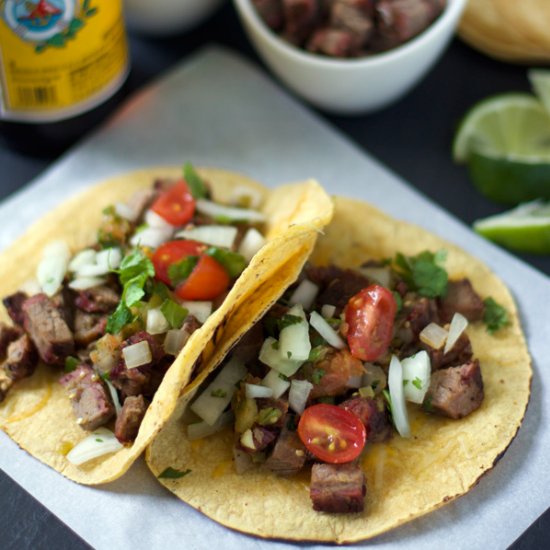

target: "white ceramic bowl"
[233,0,467,114]
[124,0,225,36]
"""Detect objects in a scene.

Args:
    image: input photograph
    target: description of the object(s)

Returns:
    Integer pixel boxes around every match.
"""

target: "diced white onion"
[68,276,107,290]
[115,201,137,221]
[175,225,238,248]
[261,368,291,398]
[76,264,111,277]
[240,428,256,450]
[419,322,448,350]
[388,355,411,438]
[401,351,431,404]
[346,375,363,389]
[122,340,152,369]
[163,329,190,356]
[238,228,266,262]
[289,279,319,310]
[230,186,263,209]
[130,226,173,249]
[309,311,346,349]
[65,428,123,465]
[146,308,170,335]
[19,279,41,296]
[279,304,311,362]
[144,209,176,229]
[259,337,303,377]
[95,247,122,271]
[321,304,336,319]
[359,266,391,287]
[196,199,266,223]
[104,378,122,416]
[179,301,212,324]
[37,240,70,297]
[444,313,469,354]
[289,379,313,415]
[68,249,96,272]
[187,410,234,441]
[190,357,247,425]
[245,383,274,399]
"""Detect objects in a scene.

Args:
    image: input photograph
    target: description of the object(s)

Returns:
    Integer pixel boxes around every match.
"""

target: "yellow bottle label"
[0,0,129,122]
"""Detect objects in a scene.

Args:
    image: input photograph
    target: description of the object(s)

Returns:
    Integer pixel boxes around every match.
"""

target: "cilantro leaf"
[308,345,327,363]
[393,250,448,298]
[168,256,198,287]
[412,377,423,390]
[483,297,509,334]
[206,247,247,278]
[106,302,134,334]
[64,356,79,373]
[118,249,155,285]
[183,163,208,199]
[158,467,192,479]
[278,314,303,331]
[311,368,325,384]
[160,299,188,329]
[392,291,403,312]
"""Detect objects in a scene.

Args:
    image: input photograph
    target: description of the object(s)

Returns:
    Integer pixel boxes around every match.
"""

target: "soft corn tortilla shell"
[0,167,333,485]
[146,196,531,543]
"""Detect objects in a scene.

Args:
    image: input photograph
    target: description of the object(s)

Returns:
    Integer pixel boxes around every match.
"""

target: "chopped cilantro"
[118,249,155,286]
[278,373,289,381]
[64,356,79,373]
[257,407,282,426]
[483,297,510,334]
[158,467,192,479]
[206,247,247,278]
[160,299,188,329]
[311,368,325,385]
[394,250,448,298]
[278,314,303,330]
[168,256,198,287]
[152,281,172,301]
[106,302,134,334]
[95,438,103,443]
[423,395,434,413]
[183,163,208,199]
[211,388,227,398]
[102,205,116,216]
[403,379,409,387]
[287,351,292,359]
[308,345,327,363]
[326,317,341,329]
[392,291,403,312]
[317,396,335,405]
[412,377,423,390]
[382,389,393,414]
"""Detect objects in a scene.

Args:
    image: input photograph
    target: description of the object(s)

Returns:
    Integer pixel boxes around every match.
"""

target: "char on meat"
[3,292,28,326]
[74,311,108,347]
[421,331,473,370]
[115,395,148,443]
[59,365,115,430]
[4,334,38,381]
[75,285,120,314]
[0,322,22,358]
[265,423,307,475]
[438,279,485,323]
[423,360,484,419]
[22,293,74,365]
[310,462,366,513]
[340,396,392,443]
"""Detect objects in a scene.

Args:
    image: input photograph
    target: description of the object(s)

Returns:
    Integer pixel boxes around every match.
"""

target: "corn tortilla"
[0,167,333,485]
[146,196,531,543]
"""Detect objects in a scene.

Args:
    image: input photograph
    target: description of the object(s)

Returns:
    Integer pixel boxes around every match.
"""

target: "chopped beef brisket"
[438,279,485,323]
[423,360,484,419]
[403,295,440,336]
[310,462,366,513]
[75,285,120,314]
[340,396,392,443]
[74,311,108,347]
[5,334,38,381]
[265,424,307,475]
[3,291,28,326]
[59,365,115,430]
[115,395,148,443]
[22,293,74,365]
[251,425,278,451]
[0,322,22,358]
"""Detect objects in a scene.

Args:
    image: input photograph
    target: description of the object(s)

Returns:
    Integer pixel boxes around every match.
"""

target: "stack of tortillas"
[458,0,550,63]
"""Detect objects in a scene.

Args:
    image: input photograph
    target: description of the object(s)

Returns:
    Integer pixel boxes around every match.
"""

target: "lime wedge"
[529,69,550,115]
[453,93,550,203]
[474,200,550,254]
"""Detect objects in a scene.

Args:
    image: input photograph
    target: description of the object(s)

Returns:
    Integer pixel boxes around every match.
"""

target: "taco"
[146,196,531,543]
[0,165,333,485]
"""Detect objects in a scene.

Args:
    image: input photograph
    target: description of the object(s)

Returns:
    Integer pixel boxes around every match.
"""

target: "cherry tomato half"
[344,285,397,362]
[175,255,230,301]
[152,240,205,286]
[298,404,366,464]
[151,180,195,226]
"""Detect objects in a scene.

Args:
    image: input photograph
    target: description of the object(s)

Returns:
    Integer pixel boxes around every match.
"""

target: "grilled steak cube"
[421,331,473,370]
[251,426,278,451]
[403,295,440,336]
[60,365,115,430]
[5,334,38,381]
[377,0,439,44]
[74,310,108,347]
[310,349,364,399]
[438,278,485,323]
[307,28,356,57]
[340,396,392,443]
[330,0,374,50]
[423,360,484,419]
[3,291,28,326]
[265,424,307,475]
[22,293,74,365]
[75,285,120,314]
[0,322,22,358]
[0,369,14,403]
[115,395,148,443]
[310,462,366,513]
[283,0,320,43]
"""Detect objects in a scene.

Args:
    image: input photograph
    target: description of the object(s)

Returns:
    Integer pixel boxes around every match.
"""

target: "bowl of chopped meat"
[233,0,467,113]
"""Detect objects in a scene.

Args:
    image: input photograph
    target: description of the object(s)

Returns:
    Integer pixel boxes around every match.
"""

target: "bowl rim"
[233,0,467,69]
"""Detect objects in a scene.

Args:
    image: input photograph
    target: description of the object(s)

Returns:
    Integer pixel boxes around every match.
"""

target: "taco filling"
[0,164,269,460]
[185,252,508,514]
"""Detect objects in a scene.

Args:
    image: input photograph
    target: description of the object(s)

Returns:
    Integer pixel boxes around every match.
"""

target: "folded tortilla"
[146,196,531,543]
[0,167,333,485]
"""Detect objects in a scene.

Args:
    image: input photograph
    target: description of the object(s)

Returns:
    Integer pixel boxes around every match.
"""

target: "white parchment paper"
[0,47,548,550]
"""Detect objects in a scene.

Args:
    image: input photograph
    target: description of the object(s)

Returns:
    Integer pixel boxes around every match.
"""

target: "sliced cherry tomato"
[297,404,366,464]
[344,284,397,362]
[152,240,205,285]
[151,179,195,226]
[175,254,230,301]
